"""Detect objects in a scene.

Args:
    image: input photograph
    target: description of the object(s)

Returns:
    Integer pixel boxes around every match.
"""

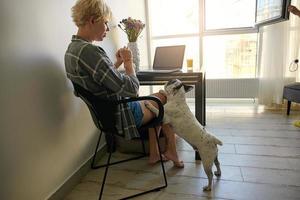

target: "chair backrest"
[71,82,117,132]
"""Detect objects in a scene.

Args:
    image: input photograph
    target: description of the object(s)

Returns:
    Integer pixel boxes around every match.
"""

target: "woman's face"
[91,18,109,41]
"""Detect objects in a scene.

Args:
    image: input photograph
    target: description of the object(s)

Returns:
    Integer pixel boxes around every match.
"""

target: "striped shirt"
[64,35,140,140]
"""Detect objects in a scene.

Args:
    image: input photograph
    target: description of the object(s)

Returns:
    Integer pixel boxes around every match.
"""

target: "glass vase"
[127,42,140,72]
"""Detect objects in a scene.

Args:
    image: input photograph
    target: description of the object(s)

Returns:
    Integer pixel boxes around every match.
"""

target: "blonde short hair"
[71,0,112,27]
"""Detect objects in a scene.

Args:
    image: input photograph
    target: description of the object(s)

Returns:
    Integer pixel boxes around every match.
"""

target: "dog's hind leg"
[214,156,221,177]
[202,160,214,191]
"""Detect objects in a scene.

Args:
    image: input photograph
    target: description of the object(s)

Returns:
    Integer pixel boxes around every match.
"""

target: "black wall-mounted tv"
[255,0,291,27]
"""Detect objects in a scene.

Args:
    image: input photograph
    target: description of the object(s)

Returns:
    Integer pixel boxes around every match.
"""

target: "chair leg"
[154,127,168,188]
[105,132,116,153]
[98,139,113,200]
[91,130,103,169]
[287,101,291,115]
[140,136,147,155]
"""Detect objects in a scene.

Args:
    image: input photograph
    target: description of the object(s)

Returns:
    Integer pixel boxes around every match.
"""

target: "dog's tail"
[212,136,223,146]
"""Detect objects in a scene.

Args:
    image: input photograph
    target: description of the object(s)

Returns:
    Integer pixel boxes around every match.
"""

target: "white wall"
[0,0,146,199]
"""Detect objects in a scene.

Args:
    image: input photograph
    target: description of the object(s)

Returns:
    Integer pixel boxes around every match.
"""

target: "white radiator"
[186,78,259,98]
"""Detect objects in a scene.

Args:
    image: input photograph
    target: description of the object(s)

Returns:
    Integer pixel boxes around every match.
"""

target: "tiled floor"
[65,99,300,200]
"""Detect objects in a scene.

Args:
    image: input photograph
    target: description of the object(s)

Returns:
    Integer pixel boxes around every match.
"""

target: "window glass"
[205,0,256,30]
[152,37,200,71]
[203,33,257,78]
[148,0,199,36]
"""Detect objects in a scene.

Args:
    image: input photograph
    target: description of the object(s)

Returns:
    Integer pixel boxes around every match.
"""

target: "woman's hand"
[119,47,135,75]
[119,47,133,62]
[114,49,123,68]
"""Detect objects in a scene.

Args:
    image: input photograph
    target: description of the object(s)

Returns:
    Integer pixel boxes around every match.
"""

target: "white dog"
[145,79,223,191]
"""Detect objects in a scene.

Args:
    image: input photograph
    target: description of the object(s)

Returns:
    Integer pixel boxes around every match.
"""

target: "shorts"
[127,101,144,128]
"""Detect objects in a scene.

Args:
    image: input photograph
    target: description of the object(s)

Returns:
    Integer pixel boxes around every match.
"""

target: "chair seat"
[283,82,300,103]
[284,82,300,91]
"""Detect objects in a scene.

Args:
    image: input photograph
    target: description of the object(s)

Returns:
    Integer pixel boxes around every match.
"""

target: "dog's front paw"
[144,101,153,110]
[144,101,159,116]
[144,100,150,107]
[144,101,152,109]
[203,185,211,191]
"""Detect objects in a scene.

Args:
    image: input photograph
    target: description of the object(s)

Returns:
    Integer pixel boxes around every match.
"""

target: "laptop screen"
[153,45,185,70]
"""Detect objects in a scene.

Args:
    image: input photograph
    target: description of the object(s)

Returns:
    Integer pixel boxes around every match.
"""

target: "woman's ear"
[88,16,96,25]
[183,84,193,93]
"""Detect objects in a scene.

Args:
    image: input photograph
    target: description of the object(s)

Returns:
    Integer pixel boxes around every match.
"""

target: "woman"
[65,0,184,167]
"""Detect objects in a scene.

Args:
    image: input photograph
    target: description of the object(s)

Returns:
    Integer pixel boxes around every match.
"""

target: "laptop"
[137,45,185,74]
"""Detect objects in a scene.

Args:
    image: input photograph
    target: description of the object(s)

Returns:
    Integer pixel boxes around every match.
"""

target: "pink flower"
[118,17,145,42]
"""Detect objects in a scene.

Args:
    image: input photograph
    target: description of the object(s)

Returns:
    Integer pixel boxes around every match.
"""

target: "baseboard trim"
[48,144,107,200]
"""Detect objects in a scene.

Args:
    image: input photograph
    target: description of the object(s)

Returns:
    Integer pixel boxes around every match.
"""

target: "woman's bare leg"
[139,92,167,164]
[162,124,184,168]
[148,126,168,164]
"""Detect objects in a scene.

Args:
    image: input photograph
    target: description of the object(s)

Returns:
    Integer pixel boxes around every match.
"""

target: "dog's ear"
[183,84,193,93]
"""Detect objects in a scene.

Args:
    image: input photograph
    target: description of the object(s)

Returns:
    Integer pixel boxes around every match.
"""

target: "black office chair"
[71,82,167,200]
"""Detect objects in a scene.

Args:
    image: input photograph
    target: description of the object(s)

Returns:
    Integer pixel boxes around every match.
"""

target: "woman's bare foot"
[173,160,184,168]
[164,151,184,168]
[148,154,169,165]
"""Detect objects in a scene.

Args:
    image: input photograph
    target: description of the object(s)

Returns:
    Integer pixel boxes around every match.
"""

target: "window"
[203,33,257,78]
[148,0,199,36]
[147,0,258,79]
[205,0,256,30]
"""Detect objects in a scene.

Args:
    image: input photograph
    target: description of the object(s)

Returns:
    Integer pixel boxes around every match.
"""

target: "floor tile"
[236,144,300,157]
[241,167,300,186]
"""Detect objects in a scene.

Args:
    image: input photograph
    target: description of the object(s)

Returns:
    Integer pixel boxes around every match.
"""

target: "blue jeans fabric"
[127,101,144,128]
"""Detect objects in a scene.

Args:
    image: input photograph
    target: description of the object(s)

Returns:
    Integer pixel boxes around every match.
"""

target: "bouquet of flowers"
[118,17,145,42]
